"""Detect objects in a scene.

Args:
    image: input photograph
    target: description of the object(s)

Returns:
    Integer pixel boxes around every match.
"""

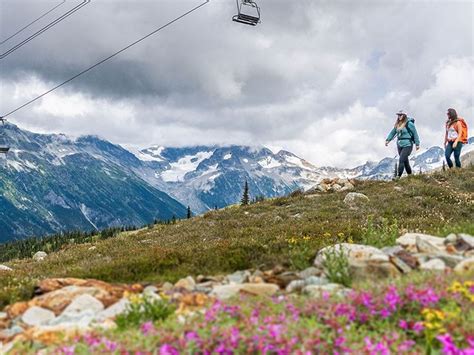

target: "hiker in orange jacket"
[445,108,468,168]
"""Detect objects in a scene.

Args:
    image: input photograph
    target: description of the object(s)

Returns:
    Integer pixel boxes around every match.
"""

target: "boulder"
[315,243,389,266]
[96,298,130,321]
[33,251,47,261]
[343,192,369,206]
[416,236,443,254]
[297,267,320,279]
[30,286,113,315]
[21,307,56,327]
[0,265,12,272]
[420,259,446,271]
[454,257,474,275]
[174,277,196,291]
[210,285,241,300]
[61,294,104,316]
[459,234,474,249]
[240,283,279,297]
[390,256,413,274]
[396,233,445,252]
[226,270,251,284]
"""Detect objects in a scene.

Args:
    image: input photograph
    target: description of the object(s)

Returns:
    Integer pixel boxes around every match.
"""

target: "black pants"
[397,145,413,177]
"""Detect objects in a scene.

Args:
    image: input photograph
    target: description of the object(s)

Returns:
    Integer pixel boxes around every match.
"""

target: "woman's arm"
[386,128,397,143]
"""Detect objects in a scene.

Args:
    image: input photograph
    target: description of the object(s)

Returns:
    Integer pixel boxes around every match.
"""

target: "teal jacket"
[386,118,420,148]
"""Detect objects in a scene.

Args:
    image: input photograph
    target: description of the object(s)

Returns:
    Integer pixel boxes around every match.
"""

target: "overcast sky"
[0,0,473,167]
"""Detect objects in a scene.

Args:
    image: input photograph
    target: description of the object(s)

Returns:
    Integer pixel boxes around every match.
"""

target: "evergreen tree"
[241,179,250,206]
[187,206,192,219]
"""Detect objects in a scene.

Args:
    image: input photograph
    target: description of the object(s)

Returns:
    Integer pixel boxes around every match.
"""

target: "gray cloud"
[0,0,473,167]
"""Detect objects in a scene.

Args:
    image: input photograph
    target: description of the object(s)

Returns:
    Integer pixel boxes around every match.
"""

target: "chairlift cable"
[0,0,210,120]
[0,0,90,60]
[0,0,66,46]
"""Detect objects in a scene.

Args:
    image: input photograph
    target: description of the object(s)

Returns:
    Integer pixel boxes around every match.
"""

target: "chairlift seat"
[233,13,259,26]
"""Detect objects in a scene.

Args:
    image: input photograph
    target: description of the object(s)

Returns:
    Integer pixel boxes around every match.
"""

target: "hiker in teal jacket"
[385,111,420,178]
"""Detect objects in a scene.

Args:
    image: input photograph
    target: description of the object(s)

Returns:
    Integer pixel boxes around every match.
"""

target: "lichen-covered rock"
[21,307,56,327]
[33,251,47,261]
[454,257,474,275]
[343,192,369,206]
[396,233,445,252]
[420,259,446,271]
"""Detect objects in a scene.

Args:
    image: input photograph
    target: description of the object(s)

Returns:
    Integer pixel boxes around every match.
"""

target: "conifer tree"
[241,179,250,206]
[187,206,192,219]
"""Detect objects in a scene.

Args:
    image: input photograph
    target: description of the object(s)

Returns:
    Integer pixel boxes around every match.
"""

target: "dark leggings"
[445,142,463,168]
[397,145,413,177]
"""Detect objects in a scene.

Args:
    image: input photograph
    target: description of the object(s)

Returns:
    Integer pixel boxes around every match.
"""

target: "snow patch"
[161,151,214,182]
[258,157,281,169]
[223,153,232,160]
[80,204,99,231]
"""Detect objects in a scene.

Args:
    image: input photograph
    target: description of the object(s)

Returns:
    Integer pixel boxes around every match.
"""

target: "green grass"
[1,167,473,309]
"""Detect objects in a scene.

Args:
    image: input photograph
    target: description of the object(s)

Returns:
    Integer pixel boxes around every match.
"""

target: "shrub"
[116,294,176,330]
[321,246,351,287]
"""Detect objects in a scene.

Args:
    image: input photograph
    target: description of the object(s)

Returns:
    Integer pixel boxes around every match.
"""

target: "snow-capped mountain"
[1,123,472,241]
[0,123,186,242]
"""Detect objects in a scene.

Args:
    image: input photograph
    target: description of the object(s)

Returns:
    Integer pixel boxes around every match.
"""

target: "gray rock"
[33,251,48,261]
[381,246,403,256]
[435,254,464,268]
[396,233,445,252]
[420,259,446,271]
[394,186,403,192]
[62,294,104,316]
[21,306,56,327]
[304,276,329,286]
[210,285,242,300]
[96,298,130,321]
[285,280,306,293]
[459,234,474,249]
[331,184,343,191]
[194,286,213,294]
[315,243,389,265]
[0,265,12,272]
[161,282,174,292]
[445,233,458,245]
[49,310,97,328]
[297,267,320,279]
[416,236,443,254]
[0,325,24,339]
[343,192,369,206]
[390,256,413,274]
[226,270,251,284]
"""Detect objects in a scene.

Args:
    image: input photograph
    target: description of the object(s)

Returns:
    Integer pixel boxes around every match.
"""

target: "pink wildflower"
[60,346,75,355]
[436,334,459,354]
[398,320,409,330]
[159,344,179,355]
[140,321,156,335]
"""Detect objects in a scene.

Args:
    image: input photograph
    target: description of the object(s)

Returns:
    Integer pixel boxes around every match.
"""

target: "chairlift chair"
[0,118,10,155]
[233,0,261,26]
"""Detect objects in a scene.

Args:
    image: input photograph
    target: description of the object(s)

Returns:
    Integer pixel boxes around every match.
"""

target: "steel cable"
[0,0,91,60]
[0,0,66,46]
[0,0,210,119]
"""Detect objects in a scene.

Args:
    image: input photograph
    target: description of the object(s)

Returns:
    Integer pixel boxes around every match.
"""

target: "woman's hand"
[385,141,389,147]
[416,145,420,151]
[453,141,458,149]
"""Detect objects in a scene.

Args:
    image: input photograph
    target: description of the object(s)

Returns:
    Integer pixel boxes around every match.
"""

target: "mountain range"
[0,123,473,242]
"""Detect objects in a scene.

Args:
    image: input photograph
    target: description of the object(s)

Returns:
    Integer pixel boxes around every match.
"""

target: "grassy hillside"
[1,167,473,308]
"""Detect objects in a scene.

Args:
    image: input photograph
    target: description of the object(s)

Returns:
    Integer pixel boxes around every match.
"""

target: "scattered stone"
[381,245,403,256]
[416,236,443,254]
[458,234,474,249]
[175,277,196,291]
[0,265,12,272]
[96,298,130,321]
[297,267,320,279]
[436,254,464,268]
[453,239,471,253]
[240,283,279,297]
[209,285,241,300]
[62,294,104,316]
[143,285,159,295]
[396,233,445,252]
[161,282,174,292]
[315,243,389,266]
[88,246,97,251]
[343,192,369,206]
[420,259,446,271]
[285,280,306,293]
[445,233,458,245]
[394,186,403,192]
[390,256,413,273]
[304,276,329,286]
[394,250,419,269]
[21,307,56,327]
[454,257,474,275]
[226,270,250,284]
[33,251,48,261]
